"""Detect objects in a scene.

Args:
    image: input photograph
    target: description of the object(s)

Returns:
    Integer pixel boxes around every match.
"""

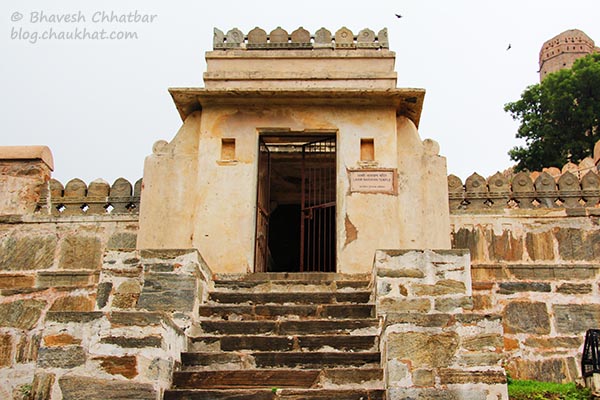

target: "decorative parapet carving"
[448,160,600,211]
[37,177,142,217]
[212,27,389,50]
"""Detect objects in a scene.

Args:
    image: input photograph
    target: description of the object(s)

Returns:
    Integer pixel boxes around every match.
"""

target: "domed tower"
[539,29,596,81]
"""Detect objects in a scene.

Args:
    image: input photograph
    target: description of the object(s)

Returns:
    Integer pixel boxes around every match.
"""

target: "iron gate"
[300,137,336,272]
[254,138,270,272]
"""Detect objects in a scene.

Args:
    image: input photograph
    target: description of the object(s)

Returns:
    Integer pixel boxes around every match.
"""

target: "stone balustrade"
[213,26,389,50]
[37,177,142,216]
[449,159,600,210]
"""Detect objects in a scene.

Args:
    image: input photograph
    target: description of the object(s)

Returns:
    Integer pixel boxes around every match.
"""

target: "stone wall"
[374,249,508,400]
[0,216,139,398]
[451,210,600,382]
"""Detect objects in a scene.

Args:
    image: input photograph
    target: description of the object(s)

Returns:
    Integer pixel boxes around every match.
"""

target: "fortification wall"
[448,156,600,382]
[0,155,142,398]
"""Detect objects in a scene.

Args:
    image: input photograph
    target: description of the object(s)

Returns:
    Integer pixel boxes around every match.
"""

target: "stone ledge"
[0,145,54,170]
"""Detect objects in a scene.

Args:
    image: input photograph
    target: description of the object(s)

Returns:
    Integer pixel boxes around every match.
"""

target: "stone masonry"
[2,26,600,400]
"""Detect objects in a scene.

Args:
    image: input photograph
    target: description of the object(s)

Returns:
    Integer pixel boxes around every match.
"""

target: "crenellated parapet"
[36,177,142,217]
[449,159,600,211]
[212,26,389,50]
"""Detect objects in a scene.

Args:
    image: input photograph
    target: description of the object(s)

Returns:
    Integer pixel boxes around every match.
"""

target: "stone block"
[59,236,102,270]
[455,313,502,324]
[412,369,434,387]
[471,265,508,281]
[377,267,424,278]
[387,331,459,368]
[378,298,431,314]
[507,357,578,383]
[472,282,494,291]
[108,312,162,326]
[439,369,506,384]
[412,279,466,296]
[0,334,12,367]
[435,296,473,312]
[96,282,112,308]
[0,274,35,289]
[58,375,155,400]
[16,333,40,362]
[523,336,582,349]
[141,273,196,292]
[140,249,193,259]
[0,299,46,329]
[100,335,162,348]
[0,235,57,270]
[94,355,138,379]
[456,352,504,367]
[37,346,86,369]
[473,294,493,311]
[50,295,95,312]
[554,304,600,334]
[112,293,140,309]
[525,231,555,260]
[554,227,594,261]
[553,266,598,280]
[137,290,195,312]
[45,311,103,323]
[462,334,504,351]
[31,372,55,400]
[498,282,551,294]
[36,271,94,288]
[377,281,392,295]
[508,265,598,280]
[453,227,486,262]
[504,337,519,351]
[556,283,592,294]
[43,333,81,347]
[137,273,197,311]
[489,230,523,262]
[503,302,550,334]
[106,232,137,250]
[385,313,452,328]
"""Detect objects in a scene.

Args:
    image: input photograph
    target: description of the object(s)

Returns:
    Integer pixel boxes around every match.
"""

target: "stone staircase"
[164,273,385,400]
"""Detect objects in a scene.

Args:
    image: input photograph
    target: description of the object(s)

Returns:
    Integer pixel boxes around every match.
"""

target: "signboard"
[349,169,397,195]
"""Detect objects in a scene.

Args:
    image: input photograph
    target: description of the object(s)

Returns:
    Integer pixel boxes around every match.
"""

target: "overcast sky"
[2,0,599,185]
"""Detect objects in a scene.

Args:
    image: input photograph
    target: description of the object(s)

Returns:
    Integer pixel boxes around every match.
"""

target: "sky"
[1,0,599,185]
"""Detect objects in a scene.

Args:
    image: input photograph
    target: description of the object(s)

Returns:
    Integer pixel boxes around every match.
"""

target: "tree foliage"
[505,53,600,171]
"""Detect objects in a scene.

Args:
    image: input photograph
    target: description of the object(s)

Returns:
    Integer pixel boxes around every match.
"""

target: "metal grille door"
[254,138,271,272]
[300,137,336,272]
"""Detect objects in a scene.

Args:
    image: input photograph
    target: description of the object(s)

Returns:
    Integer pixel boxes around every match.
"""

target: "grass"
[508,378,592,400]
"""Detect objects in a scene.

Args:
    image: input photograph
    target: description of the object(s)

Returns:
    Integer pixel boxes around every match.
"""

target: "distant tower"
[539,29,599,81]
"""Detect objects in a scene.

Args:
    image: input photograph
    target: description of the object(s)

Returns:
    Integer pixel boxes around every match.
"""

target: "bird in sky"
[506,43,512,51]
[395,14,402,18]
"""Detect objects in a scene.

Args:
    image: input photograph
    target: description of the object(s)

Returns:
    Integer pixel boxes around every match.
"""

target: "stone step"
[181,351,381,370]
[164,388,386,400]
[198,303,375,320]
[189,334,379,352]
[172,368,384,389]
[213,279,371,293]
[214,273,371,283]
[208,291,372,305]
[194,319,380,336]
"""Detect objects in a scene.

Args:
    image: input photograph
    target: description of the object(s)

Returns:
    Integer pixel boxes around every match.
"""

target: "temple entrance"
[254,134,336,273]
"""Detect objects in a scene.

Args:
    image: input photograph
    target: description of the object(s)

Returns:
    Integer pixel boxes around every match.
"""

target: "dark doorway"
[254,134,336,273]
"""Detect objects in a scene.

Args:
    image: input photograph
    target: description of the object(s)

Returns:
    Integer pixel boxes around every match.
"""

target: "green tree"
[505,53,600,171]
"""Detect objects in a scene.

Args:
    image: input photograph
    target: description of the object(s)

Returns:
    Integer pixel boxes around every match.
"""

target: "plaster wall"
[193,104,401,274]
[138,103,449,274]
